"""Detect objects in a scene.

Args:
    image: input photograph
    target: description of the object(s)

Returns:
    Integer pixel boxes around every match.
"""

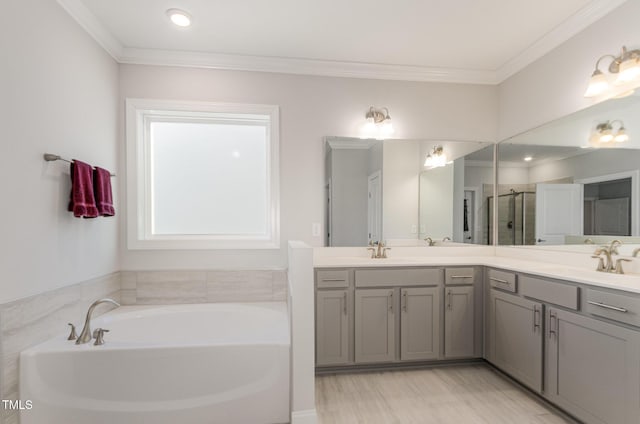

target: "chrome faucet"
[76,298,120,345]
[424,237,435,246]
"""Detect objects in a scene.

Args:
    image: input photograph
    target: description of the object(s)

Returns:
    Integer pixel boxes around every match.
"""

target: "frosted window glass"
[150,121,268,235]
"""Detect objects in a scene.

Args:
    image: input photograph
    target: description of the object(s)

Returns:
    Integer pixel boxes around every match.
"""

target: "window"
[126,99,279,249]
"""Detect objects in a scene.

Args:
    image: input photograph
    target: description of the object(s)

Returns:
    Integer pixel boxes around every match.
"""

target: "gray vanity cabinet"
[400,287,440,361]
[444,285,474,358]
[545,308,640,424]
[316,289,350,366]
[354,288,395,363]
[488,289,543,392]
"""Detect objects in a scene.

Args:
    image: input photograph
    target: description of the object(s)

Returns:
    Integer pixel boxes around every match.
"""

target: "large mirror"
[497,93,640,249]
[325,137,493,246]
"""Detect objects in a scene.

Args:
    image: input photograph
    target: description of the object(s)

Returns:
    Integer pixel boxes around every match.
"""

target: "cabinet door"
[546,308,640,424]
[316,290,349,366]
[355,288,395,363]
[488,290,543,392]
[400,287,440,361]
[444,286,474,358]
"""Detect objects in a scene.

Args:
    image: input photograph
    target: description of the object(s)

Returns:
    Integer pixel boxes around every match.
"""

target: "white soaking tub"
[20,302,290,424]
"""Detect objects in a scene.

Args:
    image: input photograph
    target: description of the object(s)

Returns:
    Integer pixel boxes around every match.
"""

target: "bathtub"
[20,302,290,424]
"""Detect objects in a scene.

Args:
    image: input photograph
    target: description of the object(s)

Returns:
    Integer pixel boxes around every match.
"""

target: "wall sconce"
[424,146,447,168]
[584,46,640,98]
[590,120,629,146]
[361,106,394,139]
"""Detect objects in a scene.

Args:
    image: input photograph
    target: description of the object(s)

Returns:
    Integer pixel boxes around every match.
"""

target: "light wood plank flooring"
[316,364,576,424]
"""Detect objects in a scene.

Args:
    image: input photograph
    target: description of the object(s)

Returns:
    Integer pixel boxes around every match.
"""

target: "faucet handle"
[382,246,391,258]
[93,328,110,346]
[614,258,632,274]
[591,255,606,272]
[67,323,77,341]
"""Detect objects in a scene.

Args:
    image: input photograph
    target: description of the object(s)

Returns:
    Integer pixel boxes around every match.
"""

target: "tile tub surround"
[0,273,120,424]
[0,268,287,424]
[120,270,288,305]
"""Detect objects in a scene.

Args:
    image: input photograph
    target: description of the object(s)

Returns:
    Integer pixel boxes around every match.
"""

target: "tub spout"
[76,298,120,345]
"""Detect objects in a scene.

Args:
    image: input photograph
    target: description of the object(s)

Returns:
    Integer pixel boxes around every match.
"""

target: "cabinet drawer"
[488,269,517,293]
[355,268,443,288]
[520,275,579,311]
[445,267,475,286]
[585,288,640,327]
[316,269,349,288]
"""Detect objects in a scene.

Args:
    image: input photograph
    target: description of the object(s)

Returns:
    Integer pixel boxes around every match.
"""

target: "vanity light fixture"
[424,146,447,168]
[361,106,394,139]
[593,120,629,145]
[523,156,533,162]
[584,46,640,97]
[167,8,192,27]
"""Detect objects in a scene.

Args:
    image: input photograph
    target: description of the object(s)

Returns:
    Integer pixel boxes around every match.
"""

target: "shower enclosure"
[488,189,536,245]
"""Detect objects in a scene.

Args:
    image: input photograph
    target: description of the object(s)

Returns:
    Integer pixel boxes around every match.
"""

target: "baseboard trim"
[316,357,484,375]
[291,409,318,424]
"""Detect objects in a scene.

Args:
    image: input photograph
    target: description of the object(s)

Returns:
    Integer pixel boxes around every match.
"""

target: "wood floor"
[315,364,576,424]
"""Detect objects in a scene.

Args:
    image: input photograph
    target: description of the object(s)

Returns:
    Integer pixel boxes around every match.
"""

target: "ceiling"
[58,0,629,84]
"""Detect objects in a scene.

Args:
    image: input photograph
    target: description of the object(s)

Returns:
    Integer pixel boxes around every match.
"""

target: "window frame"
[125,98,280,250]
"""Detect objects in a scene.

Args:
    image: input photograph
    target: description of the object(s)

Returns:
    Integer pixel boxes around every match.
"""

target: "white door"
[367,171,382,243]
[535,184,583,245]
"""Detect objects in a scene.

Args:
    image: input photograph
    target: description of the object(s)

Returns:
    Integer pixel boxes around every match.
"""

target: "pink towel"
[94,166,115,216]
[68,160,99,218]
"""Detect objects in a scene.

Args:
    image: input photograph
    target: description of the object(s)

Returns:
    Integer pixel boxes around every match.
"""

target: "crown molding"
[58,0,629,85]
[496,0,630,82]
[57,0,124,59]
[118,47,498,84]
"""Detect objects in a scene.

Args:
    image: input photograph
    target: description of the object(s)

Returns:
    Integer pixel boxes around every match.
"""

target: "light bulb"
[600,130,613,143]
[380,120,394,138]
[167,9,192,27]
[616,57,640,84]
[424,154,433,167]
[614,128,629,143]
[584,70,609,97]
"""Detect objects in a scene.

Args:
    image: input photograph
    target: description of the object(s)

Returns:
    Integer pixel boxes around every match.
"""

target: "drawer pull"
[587,301,628,313]
[321,278,346,282]
[450,275,472,279]
[490,277,510,285]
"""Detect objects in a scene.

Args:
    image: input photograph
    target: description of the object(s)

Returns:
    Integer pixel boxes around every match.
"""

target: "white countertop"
[313,248,640,294]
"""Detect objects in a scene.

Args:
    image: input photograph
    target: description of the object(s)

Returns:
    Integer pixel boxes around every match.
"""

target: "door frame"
[367,171,382,244]
[575,170,639,236]
[464,186,480,244]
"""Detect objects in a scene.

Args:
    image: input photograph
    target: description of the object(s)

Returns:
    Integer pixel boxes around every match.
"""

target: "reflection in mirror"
[497,93,640,248]
[420,144,495,245]
[325,137,493,247]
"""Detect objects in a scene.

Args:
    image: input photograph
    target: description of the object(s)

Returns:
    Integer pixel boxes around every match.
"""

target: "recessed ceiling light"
[523,156,533,162]
[167,9,192,27]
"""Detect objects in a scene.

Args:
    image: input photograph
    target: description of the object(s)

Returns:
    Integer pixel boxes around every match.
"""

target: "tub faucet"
[76,298,120,345]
